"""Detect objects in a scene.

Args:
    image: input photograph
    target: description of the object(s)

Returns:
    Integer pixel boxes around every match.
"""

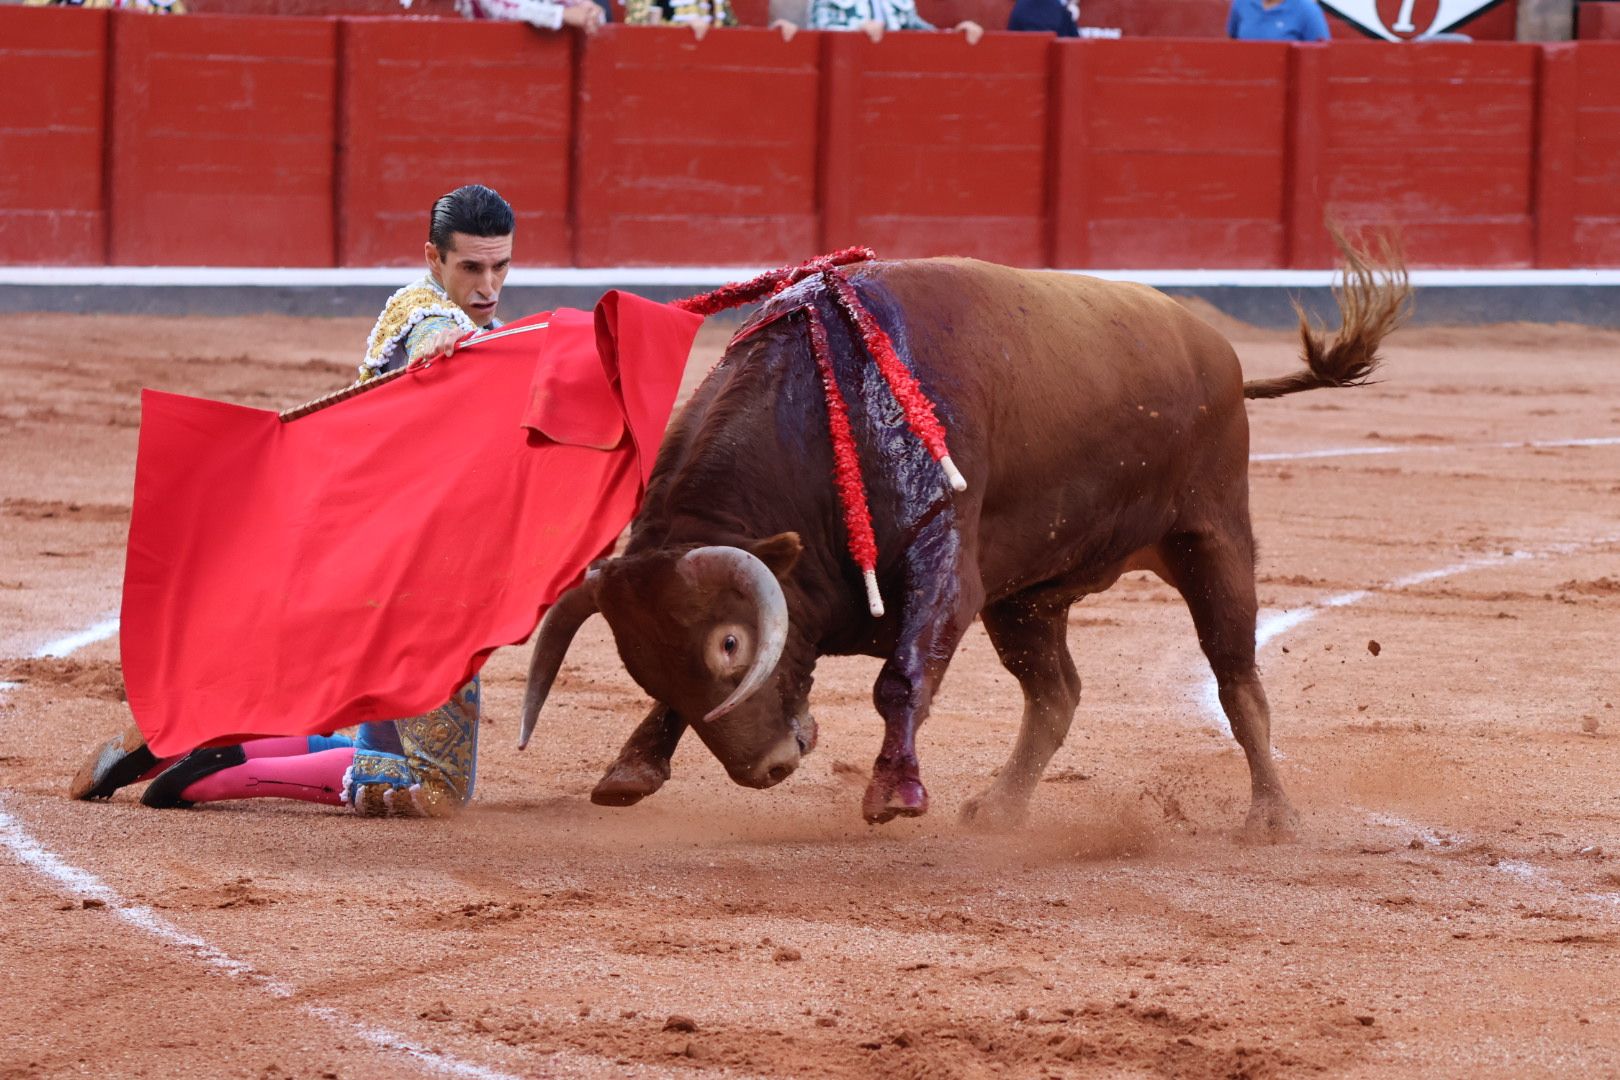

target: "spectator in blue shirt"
[1227,0,1330,40]
[1008,0,1079,36]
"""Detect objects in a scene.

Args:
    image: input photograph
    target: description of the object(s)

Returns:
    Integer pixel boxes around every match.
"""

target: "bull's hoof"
[590,759,669,808]
[862,776,928,825]
[1239,796,1299,844]
[959,788,1029,832]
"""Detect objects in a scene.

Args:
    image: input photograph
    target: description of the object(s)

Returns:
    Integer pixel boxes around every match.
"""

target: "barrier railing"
[575,27,821,266]
[1,8,1616,269]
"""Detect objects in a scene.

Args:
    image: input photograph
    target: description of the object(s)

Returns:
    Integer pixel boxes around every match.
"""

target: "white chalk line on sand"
[0,627,734,1080]
[0,616,124,692]
[4,429,1615,1067]
[0,803,572,1080]
[1189,532,1620,914]
[1197,535,1620,729]
[1360,809,1620,913]
[1251,434,1620,463]
[34,616,122,659]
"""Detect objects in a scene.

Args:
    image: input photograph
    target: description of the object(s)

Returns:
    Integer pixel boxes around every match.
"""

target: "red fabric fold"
[121,293,701,757]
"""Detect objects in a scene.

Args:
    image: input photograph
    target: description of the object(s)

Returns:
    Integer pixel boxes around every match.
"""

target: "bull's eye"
[723,634,739,656]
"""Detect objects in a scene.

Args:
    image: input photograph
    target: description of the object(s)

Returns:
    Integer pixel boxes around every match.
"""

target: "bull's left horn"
[518,574,600,750]
[679,547,789,723]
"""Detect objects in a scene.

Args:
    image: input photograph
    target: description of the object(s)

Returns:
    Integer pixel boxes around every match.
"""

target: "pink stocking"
[180,747,354,806]
[242,736,319,760]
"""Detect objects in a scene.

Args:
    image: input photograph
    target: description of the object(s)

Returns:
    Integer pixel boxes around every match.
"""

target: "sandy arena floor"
[1,304,1617,1079]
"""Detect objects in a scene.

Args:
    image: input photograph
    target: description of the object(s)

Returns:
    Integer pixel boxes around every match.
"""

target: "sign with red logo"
[1322,0,1505,38]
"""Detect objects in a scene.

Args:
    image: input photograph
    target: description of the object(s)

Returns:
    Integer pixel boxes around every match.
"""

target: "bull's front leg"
[591,704,686,806]
[863,520,983,824]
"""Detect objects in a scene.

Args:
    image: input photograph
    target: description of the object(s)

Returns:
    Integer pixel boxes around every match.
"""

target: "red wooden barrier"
[574,27,821,266]
[0,7,108,265]
[1051,39,1291,268]
[1570,42,1620,264]
[1534,43,1576,267]
[1304,42,1539,268]
[820,30,1051,265]
[8,15,1620,271]
[1579,2,1620,38]
[108,15,337,266]
[339,18,573,266]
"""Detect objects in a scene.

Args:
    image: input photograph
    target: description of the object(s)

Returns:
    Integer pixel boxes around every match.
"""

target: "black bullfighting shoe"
[68,722,159,801]
[140,745,247,809]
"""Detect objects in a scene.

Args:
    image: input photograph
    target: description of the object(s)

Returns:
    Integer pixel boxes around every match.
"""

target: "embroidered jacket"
[358,275,481,382]
[343,275,493,814]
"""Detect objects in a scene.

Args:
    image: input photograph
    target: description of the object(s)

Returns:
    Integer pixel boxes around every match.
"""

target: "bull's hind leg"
[959,595,1081,829]
[864,517,984,824]
[1159,527,1298,841]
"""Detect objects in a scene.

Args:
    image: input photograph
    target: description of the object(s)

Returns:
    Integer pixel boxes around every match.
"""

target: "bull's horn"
[679,546,789,724]
[517,574,600,750]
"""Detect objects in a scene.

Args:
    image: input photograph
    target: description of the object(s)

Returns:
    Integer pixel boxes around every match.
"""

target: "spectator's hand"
[954,18,983,42]
[563,3,605,32]
[770,17,799,39]
[859,18,884,41]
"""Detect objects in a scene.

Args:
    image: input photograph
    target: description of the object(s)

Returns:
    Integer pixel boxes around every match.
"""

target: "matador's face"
[426,231,513,327]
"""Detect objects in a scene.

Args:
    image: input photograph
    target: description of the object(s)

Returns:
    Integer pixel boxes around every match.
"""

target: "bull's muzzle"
[731,735,801,788]
[729,711,817,789]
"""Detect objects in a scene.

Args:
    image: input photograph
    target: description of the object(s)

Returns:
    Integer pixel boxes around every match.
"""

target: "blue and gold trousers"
[342,677,480,817]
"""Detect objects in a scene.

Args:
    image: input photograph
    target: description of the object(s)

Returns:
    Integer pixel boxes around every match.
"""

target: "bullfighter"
[70,184,520,817]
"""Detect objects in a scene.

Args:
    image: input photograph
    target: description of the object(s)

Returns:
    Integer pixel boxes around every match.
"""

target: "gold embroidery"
[359,278,479,380]
[353,782,390,817]
[396,681,479,806]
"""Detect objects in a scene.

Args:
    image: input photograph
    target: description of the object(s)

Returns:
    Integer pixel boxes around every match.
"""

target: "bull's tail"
[1243,228,1413,401]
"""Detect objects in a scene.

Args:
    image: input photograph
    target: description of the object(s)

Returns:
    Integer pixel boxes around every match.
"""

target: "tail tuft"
[1244,226,1413,401]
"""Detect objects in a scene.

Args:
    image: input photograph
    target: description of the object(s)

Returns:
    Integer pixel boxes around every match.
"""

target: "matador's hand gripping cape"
[120,291,701,757]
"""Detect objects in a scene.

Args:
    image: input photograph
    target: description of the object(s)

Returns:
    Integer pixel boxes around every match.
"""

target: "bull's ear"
[748,532,802,579]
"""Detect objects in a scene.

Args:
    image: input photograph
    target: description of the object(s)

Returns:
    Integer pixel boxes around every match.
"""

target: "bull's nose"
[795,712,818,755]
[738,737,801,789]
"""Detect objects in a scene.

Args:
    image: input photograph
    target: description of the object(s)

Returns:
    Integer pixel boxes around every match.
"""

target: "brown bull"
[521,246,1410,832]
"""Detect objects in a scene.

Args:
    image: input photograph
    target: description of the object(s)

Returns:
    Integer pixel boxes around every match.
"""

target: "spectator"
[625,0,804,38]
[807,0,984,43]
[402,0,605,34]
[622,0,735,34]
[769,0,808,25]
[23,0,185,11]
[1007,0,1077,35]
[1226,0,1330,40]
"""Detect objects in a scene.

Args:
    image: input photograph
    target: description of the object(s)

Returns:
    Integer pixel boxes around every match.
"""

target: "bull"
[519,246,1409,833]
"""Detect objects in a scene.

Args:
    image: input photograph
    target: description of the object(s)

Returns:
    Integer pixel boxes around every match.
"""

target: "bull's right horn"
[518,574,600,750]
[679,546,790,723]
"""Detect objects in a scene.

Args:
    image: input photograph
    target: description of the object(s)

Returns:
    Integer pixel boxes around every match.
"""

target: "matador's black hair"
[428,184,515,253]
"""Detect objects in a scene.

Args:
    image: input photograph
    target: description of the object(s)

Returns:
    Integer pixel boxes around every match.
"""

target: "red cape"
[121,291,701,757]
